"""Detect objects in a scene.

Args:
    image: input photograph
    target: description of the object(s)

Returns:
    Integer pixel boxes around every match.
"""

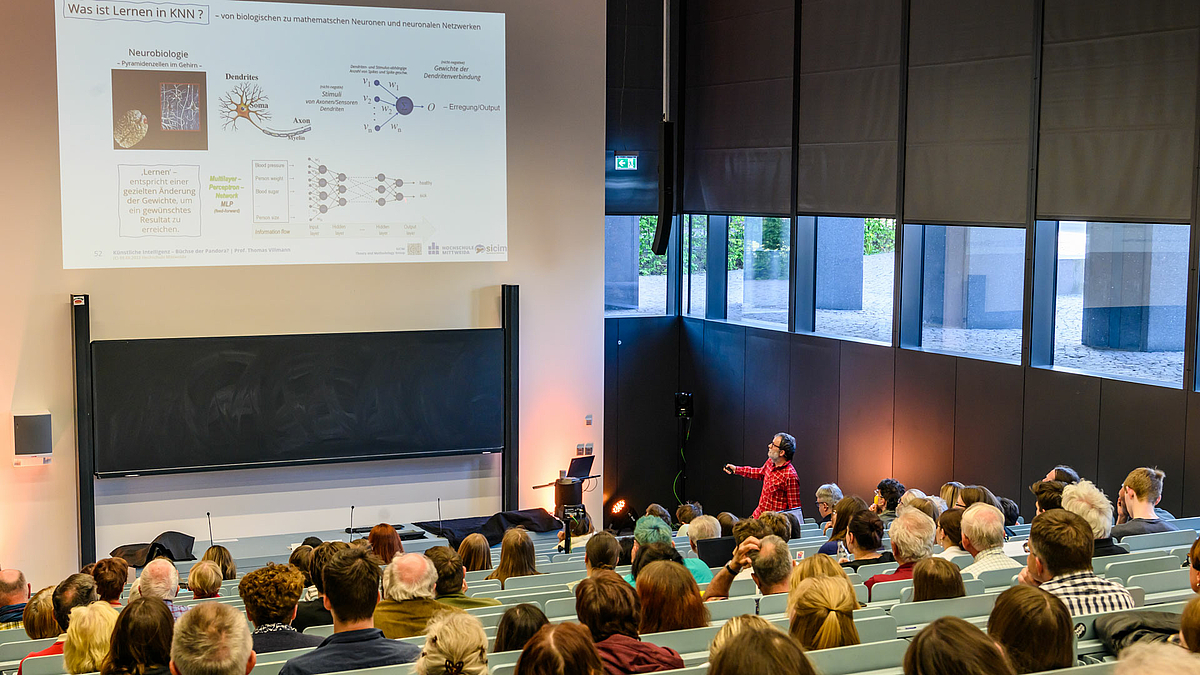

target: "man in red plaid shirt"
[723,432,802,518]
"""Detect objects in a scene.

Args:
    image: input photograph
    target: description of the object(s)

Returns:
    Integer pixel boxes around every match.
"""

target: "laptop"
[566,455,596,479]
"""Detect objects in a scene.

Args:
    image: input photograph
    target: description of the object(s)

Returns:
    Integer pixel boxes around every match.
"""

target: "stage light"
[607,497,638,534]
[612,499,626,515]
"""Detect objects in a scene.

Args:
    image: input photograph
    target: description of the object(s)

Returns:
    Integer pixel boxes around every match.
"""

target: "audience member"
[814,484,843,527]
[81,564,96,576]
[757,512,792,541]
[169,602,254,675]
[788,576,859,650]
[293,540,349,632]
[911,557,965,602]
[457,533,492,573]
[643,504,672,527]
[493,604,548,654]
[957,485,1002,510]
[708,626,815,675]
[903,616,1016,675]
[864,510,934,599]
[60,601,117,674]
[281,548,421,675]
[19,574,94,675]
[616,537,635,567]
[513,623,604,675]
[558,510,595,552]
[1045,465,1081,484]
[100,597,173,675]
[584,532,621,578]
[818,496,868,557]
[302,537,324,549]
[1112,467,1178,540]
[238,563,323,653]
[368,524,404,565]
[139,559,186,620]
[999,497,1021,531]
[425,546,500,610]
[900,488,927,506]
[987,586,1073,674]
[93,558,130,607]
[187,561,222,600]
[375,552,459,639]
[959,503,1023,577]
[1030,480,1065,515]
[1190,534,1200,593]
[841,511,894,572]
[684,515,720,556]
[485,528,541,589]
[414,611,488,675]
[1182,594,1200,653]
[628,543,683,582]
[704,535,792,600]
[899,497,941,523]
[1062,480,1124,557]
[202,545,237,581]
[934,508,966,561]
[574,571,683,675]
[940,482,964,513]
[707,615,778,662]
[1020,509,1134,615]
[715,512,739,538]
[0,569,31,630]
[635,561,708,634]
[790,553,852,589]
[23,586,60,639]
[288,546,316,601]
[674,502,702,537]
[626,516,711,584]
[1114,641,1200,674]
[874,478,906,524]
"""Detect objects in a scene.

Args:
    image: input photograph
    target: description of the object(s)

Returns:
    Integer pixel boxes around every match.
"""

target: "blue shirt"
[624,558,713,586]
[279,628,421,675]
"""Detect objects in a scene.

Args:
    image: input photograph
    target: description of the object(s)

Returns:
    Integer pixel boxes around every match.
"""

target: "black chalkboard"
[91,329,504,477]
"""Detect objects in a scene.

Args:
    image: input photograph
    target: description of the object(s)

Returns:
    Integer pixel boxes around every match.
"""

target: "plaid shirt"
[960,546,1024,578]
[1040,570,1135,617]
[734,460,802,518]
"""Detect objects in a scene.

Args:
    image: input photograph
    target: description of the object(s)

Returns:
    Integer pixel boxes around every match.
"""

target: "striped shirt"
[1039,570,1135,616]
[959,546,1024,578]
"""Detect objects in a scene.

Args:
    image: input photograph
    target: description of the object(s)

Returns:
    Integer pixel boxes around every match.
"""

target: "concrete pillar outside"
[604,215,639,311]
[816,217,865,310]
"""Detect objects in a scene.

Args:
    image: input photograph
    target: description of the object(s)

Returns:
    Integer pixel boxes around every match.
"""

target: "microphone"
[349,505,355,541]
[438,498,443,538]
[206,512,214,544]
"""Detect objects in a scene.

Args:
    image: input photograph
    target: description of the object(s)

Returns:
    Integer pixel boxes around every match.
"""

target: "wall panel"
[953,359,1024,511]
[1021,368,1101,514]
[743,328,791,515]
[790,334,840,511]
[838,342,895,500]
[892,350,956,494]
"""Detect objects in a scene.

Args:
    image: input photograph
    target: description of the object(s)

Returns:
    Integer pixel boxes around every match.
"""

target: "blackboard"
[91,329,504,477]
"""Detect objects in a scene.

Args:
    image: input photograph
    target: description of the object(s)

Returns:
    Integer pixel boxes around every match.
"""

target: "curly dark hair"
[877,479,906,511]
[238,563,305,625]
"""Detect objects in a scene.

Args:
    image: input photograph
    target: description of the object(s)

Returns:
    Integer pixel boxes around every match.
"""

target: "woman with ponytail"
[415,611,489,675]
[787,576,860,651]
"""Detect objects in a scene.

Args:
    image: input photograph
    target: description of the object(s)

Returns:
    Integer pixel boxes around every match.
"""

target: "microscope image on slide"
[111,69,208,150]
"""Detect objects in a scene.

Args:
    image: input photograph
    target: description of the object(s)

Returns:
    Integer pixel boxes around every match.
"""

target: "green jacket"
[372,598,459,639]
[436,591,502,610]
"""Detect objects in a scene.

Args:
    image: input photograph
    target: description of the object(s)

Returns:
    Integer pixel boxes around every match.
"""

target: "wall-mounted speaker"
[651,120,675,255]
[14,412,52,466]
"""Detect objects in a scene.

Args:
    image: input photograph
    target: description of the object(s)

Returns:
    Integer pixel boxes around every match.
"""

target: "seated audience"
[873,478,906,524]
[100,597,173,675]
[987,585,1073,674]
[635,561,709,634]
[293,540,349,632]
[457,533,492,573]
[817,496,868,557]
[583,532,621,578]
[1182,594,1200,653]
[575,571,683,675]
[186,561,222,600]
[368,523,404,565]
[791,553,852,589]
[1019,509,1134,615]
[425,546,500,610]
[864,510,935,599]
[625,516,711,585]
[1115,642,1200,674]
[169,602,255,675]
[629,543,683,582]
[1044,465,1080,484]
[708,615,778,662]
[93,558,129,607]
[841,510,894,572]
[414,611,488,675]
[288,545,316,601]
[1029,480,1065,515]
[934,508,966,561]
[957,485,1001,510]
[684,515,720,556]
[558,510,595,552]
[201,545,237,581]
[999,497,1020,528]
[708,626,815,675]
[139,559,186,620]
[493,604,548,653]
[64,601,119,674]
[899,496,941,523]
[900,488,927,506]
[1112,467,1178,540]
[705,534,793,600]
[788,576,859,650]
[814,484,843,527]
[513,623,604,675]
[0,569,31,630]
[644,504,672,527]
[903,616,1016,675]
[238,563,323,653]
[959,503,1023,577]
[911,557,965,602]
[674,502,702,537]
[23,586,60,639]
[1062,479,1124,557]
[485,527,541,589]
[715,512,739,538]
[29,573,100,671]
[756,512,792,541]
[280,547,421,675]
[940,482,964,512]
[375,552,460,639]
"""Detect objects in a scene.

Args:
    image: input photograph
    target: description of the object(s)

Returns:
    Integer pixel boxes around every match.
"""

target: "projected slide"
[55,0,506,268]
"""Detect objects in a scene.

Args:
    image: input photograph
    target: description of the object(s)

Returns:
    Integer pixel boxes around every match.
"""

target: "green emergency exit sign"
[615,154,638,170]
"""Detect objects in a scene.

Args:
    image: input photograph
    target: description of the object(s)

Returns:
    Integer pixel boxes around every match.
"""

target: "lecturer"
[723,432,802,518]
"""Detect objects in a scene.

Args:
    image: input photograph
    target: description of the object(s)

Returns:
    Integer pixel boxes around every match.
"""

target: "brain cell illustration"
[160,83,201,131]
[219,83,312,139]
[114,109,149,148]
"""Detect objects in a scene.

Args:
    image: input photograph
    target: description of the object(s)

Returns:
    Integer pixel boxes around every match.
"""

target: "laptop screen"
[567,455,595,478]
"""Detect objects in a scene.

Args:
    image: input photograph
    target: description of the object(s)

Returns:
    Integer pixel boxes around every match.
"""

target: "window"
[814,217,895,344]
[918,225,1025,363]
[683,215,708,317]
[726,216,790,327]
[604,215,666,315]
[1049,221,1187,386]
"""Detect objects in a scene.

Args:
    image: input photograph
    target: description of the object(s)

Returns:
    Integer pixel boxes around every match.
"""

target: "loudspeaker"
[652,120,675,256]
[14,412,51,456]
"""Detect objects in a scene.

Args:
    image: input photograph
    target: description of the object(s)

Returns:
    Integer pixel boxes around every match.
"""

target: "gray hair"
[139,559,179,600]
[750,535,792,587]
[1115,641,1200,675]
[888,511,936,564]
[1061,480,1114,539]
[899,489,927,506]
[383,553,437,602]
[687,515,720,546]
[170,602,252,675]
[416,611,489,675]
[815,484,843,506]
[961,503,1006,551]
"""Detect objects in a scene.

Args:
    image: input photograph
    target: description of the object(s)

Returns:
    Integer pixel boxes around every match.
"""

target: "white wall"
[0,0,604,589]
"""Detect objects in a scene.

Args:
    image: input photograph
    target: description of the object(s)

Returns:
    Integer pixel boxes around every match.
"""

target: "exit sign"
[615,154,638,171]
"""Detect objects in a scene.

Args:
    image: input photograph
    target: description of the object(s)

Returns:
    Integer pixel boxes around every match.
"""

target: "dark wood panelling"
[1184,391,1200,517]
[1097,379,1187,518]
[892,350,956,495]
[679,318,705,393]
[790,334,841,513]
[742,328,792,515]
[693,322,747,515]
[953,358,1025,513]
[838,341,896,500]
[603,319,620,518]
[1021,367,1101,514]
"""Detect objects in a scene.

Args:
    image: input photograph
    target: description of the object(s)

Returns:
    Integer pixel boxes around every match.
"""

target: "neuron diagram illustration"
[219,83,311,138]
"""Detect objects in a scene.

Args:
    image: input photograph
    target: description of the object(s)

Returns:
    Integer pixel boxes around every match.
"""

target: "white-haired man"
[864,510,935,601]
[959,503,1023,577]
[170,602,256,675]
[141,558,187,619]
[687,514,720,555]
[0,569,31,630]
[815,484,843,529]
[372,552,459,639]
[1062,479,1125,557]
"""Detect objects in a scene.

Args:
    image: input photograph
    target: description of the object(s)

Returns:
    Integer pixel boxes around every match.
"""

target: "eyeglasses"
[768,442,782,450]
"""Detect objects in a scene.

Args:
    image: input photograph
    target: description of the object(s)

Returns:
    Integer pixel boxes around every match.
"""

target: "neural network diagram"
[370,79,427,132]
[160,83,201,131]
[307,158,408,219]
[219,83,312,139]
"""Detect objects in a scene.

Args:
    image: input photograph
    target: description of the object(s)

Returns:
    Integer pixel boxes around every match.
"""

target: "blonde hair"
[708,615,779,661]
[416,611,489,675]
[789,553,849,597]
[24,586,60,639]
[64,601,119,674]
[1123,467,1166,503]
[787,576,860,651]
[941,482,965,510]
[187,561,223,599]
[1061,480,1114,539]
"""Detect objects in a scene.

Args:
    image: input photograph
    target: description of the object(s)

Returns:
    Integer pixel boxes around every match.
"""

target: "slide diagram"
[369,79,427,132]
[219,83,312,139]
[111,69,208,150]
[307,159,408,219]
